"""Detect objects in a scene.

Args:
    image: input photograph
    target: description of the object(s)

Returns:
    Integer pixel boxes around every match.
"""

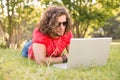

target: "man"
[22,6,73,64]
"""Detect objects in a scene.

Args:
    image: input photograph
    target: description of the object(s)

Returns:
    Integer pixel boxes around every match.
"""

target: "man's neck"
[50,33,61,39]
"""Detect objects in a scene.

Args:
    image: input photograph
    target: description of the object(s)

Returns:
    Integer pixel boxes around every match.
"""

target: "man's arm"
[33,43,63,64]
[66,44,70,53]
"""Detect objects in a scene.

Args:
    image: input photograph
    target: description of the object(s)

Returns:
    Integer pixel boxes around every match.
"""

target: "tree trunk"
[73,21,80,38]
[83,22,89,38]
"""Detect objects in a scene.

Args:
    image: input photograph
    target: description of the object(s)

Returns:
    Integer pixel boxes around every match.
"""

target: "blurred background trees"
[0,0,120,48]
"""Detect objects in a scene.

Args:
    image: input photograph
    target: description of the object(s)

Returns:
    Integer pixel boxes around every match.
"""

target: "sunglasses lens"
[63,22,67,26]
[58,22,67,27]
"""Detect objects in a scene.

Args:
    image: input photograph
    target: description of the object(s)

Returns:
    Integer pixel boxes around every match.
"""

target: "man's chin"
[55,33,63,37]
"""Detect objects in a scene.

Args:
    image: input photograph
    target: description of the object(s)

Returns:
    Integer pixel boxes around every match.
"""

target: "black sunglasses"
[57,21,68,27]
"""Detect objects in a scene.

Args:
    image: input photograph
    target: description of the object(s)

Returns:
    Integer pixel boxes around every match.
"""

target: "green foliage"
[40,0,119,37]
[98,0,120,9]
[40,0,62,7]
[61,0,119,37]
[103,12,120,39]
[0,0,44,48]
[0,43,120,80]
[0,43,7,48]
[0,0,120,48]
[114,26,120,38]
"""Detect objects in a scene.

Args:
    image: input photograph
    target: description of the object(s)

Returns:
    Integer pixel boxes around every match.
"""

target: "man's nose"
[59,24,65,29]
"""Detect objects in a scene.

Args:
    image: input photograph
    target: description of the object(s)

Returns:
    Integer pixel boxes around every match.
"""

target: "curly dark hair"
[38,6,72,36]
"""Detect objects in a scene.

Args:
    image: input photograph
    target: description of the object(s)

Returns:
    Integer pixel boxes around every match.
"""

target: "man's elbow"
[35,60,42,64]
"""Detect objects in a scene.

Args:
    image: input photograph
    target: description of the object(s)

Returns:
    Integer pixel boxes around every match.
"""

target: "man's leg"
[21,40,32,58]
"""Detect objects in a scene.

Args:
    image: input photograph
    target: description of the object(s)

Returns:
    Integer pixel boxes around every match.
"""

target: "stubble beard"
[54,32,63,37]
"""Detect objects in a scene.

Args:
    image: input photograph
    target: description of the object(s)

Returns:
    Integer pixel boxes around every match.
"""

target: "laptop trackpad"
[53,63,67,69]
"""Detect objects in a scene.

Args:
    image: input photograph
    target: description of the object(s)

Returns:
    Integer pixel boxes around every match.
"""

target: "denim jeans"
[21,40,32,58]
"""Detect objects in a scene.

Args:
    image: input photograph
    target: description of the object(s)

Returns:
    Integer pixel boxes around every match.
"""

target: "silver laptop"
[53,37,112,69]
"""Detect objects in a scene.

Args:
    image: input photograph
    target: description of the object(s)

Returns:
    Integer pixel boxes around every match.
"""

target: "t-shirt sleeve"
[64,31,73,45]
[32,28,47,44]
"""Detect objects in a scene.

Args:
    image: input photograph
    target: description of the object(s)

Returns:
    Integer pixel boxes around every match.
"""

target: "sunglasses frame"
[57,21,68,27]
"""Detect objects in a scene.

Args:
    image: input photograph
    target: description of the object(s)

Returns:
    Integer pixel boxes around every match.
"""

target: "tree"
[0,0,43,48]
[103,12,120,39]
[40,0,120,38]
[62,0,119,37]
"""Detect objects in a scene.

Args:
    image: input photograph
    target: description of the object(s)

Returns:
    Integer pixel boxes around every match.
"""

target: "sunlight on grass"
[0,42,120,80]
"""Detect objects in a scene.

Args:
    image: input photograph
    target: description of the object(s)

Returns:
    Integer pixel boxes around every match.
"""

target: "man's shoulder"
[33,27,48,37]
[33,27,50,41]
[63,31,73,37]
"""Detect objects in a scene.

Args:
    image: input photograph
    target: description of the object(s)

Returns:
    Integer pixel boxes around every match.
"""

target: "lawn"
[0,43,120,80]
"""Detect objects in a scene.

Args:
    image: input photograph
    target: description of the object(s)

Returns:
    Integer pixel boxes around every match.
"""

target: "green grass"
[112,39,120,42]
[0,43,120,80]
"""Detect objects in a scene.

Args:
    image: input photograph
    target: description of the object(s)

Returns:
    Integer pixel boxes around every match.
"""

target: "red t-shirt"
[28,28,73,60]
